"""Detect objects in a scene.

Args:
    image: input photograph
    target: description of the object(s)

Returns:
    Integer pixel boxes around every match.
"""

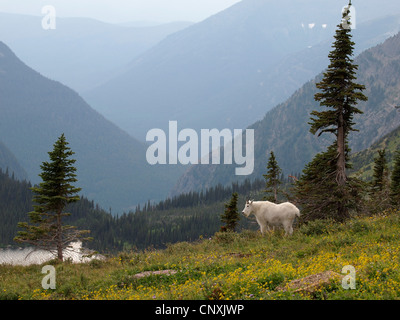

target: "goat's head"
[242,199,254,217]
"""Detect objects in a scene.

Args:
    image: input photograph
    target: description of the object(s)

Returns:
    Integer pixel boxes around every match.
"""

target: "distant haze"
[0,0,242,23]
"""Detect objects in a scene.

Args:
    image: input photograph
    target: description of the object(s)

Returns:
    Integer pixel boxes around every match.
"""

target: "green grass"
[2,209,400,300]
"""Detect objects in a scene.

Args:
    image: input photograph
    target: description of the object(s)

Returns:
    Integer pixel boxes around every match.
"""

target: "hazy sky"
[0,0,242,23]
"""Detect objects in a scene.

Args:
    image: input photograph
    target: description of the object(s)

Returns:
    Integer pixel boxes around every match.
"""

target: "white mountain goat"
[242,200,300,236]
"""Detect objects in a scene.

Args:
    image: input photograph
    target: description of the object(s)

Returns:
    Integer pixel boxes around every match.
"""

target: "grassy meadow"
[2,209,400,300]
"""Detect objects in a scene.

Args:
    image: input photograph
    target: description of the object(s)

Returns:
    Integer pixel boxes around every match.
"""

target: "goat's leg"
[284,225,293,236]
[260,224,268,235]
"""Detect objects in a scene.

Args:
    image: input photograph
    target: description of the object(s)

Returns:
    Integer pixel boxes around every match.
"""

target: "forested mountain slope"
[0,41,183,212]
[0,140,27,181]
[0,169,263,252]
[173,32,400,194]
[350,124,400,180]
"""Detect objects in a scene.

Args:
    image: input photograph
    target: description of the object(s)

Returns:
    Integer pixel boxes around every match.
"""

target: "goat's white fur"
[242,200,300,235]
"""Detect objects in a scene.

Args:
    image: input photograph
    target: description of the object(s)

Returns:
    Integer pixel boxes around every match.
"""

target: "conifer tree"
[303,2,367,220]
[15,134,90,261]
[293,143,338,221]
[371,149,389,193]
[263,151,282,203]
[294,2,367,221]
[310,2,367,184]
[390,150,400,205]
[369,149,390,213]
[220,192,239,232]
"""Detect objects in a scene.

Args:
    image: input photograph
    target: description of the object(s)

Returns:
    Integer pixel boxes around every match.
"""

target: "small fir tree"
[220,192,239,232]
[293,143,337,221]
[293,141,365,222]
[390,150,400,205]
[371,149,389,193]
[263,151,282,203]
[369,149,391,213]
[15,134,90,261]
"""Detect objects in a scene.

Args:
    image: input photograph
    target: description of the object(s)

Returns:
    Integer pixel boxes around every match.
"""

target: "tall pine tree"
[295,2,367,221]
[310,2,367,185]
[15,134,91,261]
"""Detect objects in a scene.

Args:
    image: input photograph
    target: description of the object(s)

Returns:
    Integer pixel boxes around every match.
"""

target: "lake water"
[0,242,102,266]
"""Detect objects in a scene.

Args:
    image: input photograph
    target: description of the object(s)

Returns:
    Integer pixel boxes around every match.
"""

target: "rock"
[226,252,252,258]
[132,270,178,279]
[276,270,343,294]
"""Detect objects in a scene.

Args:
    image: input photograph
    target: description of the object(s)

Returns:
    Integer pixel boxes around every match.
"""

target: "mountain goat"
[242,200,300,236]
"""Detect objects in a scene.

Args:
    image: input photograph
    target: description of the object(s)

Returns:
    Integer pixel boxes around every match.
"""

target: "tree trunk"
[336,112,349,221]
[336,113,347,186]
[56,211,63,262]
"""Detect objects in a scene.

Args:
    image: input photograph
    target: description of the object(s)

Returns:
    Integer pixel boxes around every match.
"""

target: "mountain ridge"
[0,41,184,212]
[84,0,400,142]
[0,12,192,92]
[171,31,400,195]
[350,124,400,180]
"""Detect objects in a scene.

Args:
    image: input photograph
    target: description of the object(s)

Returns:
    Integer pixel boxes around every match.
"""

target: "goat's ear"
[250,200,254,204]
